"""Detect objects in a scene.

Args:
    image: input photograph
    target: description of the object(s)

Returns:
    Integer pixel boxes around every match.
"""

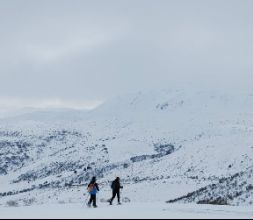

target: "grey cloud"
[0,0,253,110]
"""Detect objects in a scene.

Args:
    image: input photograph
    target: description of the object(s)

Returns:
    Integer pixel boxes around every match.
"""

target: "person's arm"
[119,181,123,189]
[96,183,100,191]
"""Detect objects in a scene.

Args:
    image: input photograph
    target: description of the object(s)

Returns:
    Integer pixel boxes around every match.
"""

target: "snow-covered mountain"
[1,88,253,208]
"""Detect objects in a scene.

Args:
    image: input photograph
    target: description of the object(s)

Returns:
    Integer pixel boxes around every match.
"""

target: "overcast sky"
[0,0,253,112]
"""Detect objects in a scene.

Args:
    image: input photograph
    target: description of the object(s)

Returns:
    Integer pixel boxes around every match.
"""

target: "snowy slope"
[0,88,253,209]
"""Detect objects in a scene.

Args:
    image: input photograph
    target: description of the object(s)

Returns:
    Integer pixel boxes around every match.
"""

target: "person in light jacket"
[87,176,99,208]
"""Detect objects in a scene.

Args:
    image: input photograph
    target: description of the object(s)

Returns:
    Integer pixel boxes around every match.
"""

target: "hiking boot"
[93,205,98,208]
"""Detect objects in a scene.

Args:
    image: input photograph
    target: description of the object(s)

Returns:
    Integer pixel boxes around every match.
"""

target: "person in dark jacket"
[109,177,123,205]
[87,176,99,208]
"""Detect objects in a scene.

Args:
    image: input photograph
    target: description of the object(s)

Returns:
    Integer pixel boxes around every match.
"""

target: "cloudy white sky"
[0,0,253,113]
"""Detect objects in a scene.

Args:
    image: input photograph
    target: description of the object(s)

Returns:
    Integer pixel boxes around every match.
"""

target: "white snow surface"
[0,203,253,219]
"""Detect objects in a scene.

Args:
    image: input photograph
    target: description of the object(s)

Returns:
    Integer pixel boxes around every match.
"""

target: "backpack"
[111,181,116,190]
[87,184,95,193]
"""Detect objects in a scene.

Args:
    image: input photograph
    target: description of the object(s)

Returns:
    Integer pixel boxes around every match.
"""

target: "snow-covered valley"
[1,89,253,218]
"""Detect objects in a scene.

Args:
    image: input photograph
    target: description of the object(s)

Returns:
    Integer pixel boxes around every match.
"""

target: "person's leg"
[110,191,117,204]
[117,191,121,204]
[92,195,97,207]
[88,195,92,206]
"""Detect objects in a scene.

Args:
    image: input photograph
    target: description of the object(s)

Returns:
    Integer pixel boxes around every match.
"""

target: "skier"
[87,176,99,208]
[108,177,123,205]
